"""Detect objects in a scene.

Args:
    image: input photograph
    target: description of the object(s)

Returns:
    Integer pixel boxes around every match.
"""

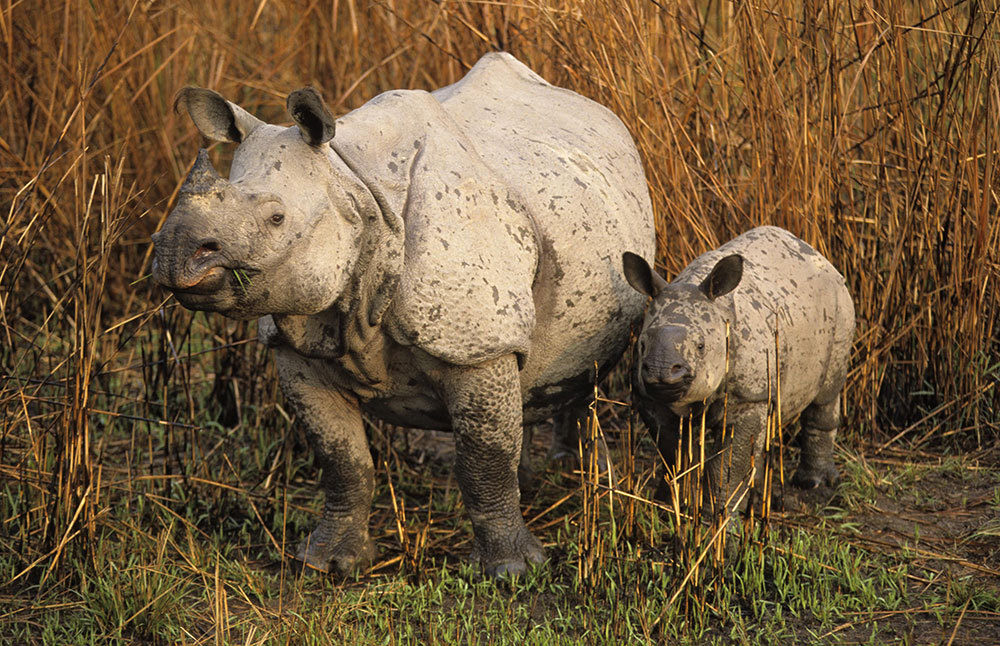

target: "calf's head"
[151,87,369,319]
[622,252,743,408]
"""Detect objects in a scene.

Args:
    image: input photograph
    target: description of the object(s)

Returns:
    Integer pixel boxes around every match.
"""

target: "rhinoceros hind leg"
[792,398,841,489]
[517,426,539,493]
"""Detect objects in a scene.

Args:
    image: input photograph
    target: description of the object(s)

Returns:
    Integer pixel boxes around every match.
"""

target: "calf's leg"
[707,402,767,515]
[792,397,841,489]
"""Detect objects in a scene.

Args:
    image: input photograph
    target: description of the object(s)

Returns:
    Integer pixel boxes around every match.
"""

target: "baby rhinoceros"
[622,226,854,513]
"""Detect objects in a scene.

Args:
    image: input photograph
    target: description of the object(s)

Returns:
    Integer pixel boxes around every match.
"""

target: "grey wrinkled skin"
[151,53,655,577]
[623,226,855,514]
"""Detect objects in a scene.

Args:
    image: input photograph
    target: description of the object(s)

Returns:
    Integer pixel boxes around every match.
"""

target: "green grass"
[3,417,996,645]
[233,269,252,296]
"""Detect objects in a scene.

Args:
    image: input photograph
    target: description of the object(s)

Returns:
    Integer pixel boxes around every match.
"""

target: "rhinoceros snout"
[151,229,228,292]
[638,325,694,396]
[640,354,694,403]
[642,358,693,386]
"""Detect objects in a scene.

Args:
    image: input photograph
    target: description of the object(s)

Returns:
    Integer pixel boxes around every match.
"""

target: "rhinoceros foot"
[791,461,840,490]
[294,523,375,577]
[472,524,546,578]
[791,423,841,490]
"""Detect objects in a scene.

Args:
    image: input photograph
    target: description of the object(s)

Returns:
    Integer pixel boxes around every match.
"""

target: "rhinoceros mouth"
[642,381,691,403]
[169,265,227,294]
[167,264,264,314]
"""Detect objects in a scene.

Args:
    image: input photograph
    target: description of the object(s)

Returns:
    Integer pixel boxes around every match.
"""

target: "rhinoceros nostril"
[665,363,691,384]
[192,240,221,261]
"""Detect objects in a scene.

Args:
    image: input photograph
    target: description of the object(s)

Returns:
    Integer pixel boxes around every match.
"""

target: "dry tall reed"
[1,0,997,584]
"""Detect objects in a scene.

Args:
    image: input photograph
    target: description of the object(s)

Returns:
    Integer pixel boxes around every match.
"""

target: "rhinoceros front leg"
[642,407,682,504]
[438,354,546,577]
[275,348,375,576]
[706,402,768,515]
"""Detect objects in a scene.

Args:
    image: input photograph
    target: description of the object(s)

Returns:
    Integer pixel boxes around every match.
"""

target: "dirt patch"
[841,459,1000,575]
[776,451,1000,645]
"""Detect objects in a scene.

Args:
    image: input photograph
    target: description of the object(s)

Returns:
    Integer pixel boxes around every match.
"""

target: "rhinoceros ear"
[622,252,666,298]
[174,87,263,144]
[287,87,336,146]
[700,254,743,300]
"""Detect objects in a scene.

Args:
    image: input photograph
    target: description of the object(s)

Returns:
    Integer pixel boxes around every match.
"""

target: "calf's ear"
[287,87,336,146]
[700,254,743,300]
[622,252,666,298]
[174,88,264,144]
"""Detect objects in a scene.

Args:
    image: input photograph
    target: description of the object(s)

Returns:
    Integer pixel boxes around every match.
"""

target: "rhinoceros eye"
[697,341,705,352]
[270,212,285,225]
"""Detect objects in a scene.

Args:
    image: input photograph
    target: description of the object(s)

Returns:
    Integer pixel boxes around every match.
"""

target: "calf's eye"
[270,212,285,225]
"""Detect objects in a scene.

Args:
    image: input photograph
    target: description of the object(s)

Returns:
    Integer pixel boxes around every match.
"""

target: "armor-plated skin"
[622,226,854,512]
[151,53,655,576]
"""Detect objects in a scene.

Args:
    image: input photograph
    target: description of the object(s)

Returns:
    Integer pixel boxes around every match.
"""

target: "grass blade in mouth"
[232,268,251,295]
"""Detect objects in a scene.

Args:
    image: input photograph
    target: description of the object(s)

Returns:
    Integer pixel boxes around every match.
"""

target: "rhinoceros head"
[151,87,370,320]
[622,252,743,409]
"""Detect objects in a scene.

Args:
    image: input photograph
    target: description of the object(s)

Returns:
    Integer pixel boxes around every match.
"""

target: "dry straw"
[1,0,997,599]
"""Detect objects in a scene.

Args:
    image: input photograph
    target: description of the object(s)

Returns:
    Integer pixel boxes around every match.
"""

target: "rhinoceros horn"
[179,149,225,196]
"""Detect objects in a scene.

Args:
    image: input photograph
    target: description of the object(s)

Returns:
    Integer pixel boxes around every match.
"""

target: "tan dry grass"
[1,0,997,593]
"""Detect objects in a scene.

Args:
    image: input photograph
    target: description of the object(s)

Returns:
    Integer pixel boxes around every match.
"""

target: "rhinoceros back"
[434,53,656,411]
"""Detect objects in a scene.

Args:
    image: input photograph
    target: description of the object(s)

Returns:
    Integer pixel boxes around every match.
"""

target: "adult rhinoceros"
[151,52,655,577]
